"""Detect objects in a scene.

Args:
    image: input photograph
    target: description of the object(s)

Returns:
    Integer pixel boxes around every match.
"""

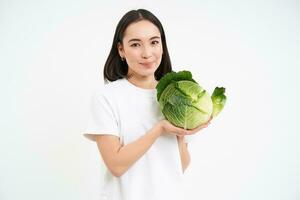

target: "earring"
[121,57,125,61]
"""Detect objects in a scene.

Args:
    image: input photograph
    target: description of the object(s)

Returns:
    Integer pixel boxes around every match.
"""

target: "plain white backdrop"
[1,0,299,199]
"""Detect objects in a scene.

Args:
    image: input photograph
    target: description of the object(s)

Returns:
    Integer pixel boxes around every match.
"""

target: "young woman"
[84,9,211,200]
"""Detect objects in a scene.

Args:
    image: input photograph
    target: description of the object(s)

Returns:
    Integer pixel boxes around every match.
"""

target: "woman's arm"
[92,119,205,177]
[92,120,190,177]
[177,136,190,173]
[177,118,213,172]
[93,124,164,177]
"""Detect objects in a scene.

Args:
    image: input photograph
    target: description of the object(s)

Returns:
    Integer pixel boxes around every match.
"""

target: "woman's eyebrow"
[128,36,160,43]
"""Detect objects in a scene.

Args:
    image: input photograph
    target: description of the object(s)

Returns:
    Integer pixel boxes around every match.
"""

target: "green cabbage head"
[156,70,226,130]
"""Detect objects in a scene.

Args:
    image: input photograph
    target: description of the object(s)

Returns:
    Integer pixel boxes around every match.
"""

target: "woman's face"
[118,20,163,80]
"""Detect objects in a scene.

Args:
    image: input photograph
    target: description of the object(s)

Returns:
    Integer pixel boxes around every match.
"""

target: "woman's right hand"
[157,118,212,137]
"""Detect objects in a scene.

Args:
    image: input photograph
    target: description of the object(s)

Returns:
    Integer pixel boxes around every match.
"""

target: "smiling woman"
[83,8,211,200]
[117,20,163,87]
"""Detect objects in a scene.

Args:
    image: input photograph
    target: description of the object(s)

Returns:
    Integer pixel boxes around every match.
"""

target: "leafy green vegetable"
[156,70,226,129]
[211,87,226,117]
[156,70,197,101]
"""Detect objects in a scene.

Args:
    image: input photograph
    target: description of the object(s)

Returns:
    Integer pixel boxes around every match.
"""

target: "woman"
[84,9,211,200]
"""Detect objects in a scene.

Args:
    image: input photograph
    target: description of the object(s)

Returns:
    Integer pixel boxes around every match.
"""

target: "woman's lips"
[140,62,154,68]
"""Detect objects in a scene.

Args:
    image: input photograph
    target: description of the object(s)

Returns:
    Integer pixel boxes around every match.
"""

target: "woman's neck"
[126,74,158,89]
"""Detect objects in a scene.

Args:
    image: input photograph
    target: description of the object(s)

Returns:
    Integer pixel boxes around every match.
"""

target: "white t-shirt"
[84,78,187,200]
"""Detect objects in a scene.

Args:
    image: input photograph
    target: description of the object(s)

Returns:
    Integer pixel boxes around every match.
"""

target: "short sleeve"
[83,92,119,141]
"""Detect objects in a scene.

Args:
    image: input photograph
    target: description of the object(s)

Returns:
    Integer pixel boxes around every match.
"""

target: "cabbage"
[156,70,226,130]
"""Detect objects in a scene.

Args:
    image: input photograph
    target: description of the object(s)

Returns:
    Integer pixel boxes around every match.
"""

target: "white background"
[1,0,299,199]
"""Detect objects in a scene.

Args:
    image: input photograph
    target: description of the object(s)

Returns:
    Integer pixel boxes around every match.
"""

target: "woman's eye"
[152,41,159,45]
[130,43,139,47]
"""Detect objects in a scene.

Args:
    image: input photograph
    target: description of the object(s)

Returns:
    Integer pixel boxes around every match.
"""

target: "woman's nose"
[141,46,152,59]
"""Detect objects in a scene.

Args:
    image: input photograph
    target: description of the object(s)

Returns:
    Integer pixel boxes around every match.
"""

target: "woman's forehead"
[123,20,161,42]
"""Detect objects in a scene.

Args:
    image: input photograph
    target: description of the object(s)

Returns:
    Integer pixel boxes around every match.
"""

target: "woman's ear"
[117,42,124,58]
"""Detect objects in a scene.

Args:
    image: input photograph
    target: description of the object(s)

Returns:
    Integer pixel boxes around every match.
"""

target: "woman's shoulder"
[103,78,126,92]
[92,78,126,98]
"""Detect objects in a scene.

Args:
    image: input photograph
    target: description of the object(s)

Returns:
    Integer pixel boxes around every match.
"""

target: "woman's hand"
[184,116,213,135]
[157,116,213,137]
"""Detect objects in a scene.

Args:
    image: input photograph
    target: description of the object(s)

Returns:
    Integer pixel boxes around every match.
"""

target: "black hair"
[103,9,172,83]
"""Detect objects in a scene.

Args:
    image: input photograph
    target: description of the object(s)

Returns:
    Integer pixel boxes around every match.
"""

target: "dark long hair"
[103,9,172,83]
